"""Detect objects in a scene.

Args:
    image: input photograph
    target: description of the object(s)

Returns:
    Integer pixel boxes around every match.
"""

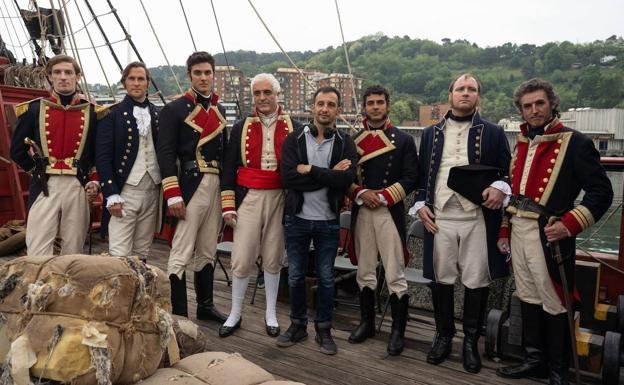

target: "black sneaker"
[315,327,337,355]
[276,322,308,347]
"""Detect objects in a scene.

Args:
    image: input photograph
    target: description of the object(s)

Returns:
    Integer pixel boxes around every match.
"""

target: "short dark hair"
[448,73,481,94]
[46,54,81,76]
[362,84,390,109]
[121,61,150,84]
[313,86,341,106]
[186,51,215,73]
[513,78,560,117]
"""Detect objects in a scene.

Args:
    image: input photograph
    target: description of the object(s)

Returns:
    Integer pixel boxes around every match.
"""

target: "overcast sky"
[2,0,623,85]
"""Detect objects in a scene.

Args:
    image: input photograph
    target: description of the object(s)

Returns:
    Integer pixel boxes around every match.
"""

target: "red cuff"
[498,226,510,239]
[350,185,363,200]
[380,189,396,207]
[560,212,582,237]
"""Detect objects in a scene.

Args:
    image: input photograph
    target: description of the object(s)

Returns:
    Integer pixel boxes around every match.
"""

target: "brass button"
[123,112,128,116]
[128,128,132,132]
[543,178,548,183]
[118,169,123,173]
[557,139,563,144]
[550,158,555,164]
[108,180,112,184]
[547,168,552,173]
[475,136,480,140]
[554,149,560,154]
[534,197,539,203]
[383,179,387,183]
[475,143,480,148]
[475,150,480,155]
[539,187,544,192]
[46,131,50,135]
[47,140,51,144]
[123,156,127,159]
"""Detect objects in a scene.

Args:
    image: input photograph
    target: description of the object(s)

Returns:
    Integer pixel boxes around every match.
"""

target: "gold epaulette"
[14,98,42,118]
[95,102,119,120]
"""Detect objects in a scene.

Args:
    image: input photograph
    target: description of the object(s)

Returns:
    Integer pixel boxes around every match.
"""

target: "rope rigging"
[10,0,36,60]
[334,0,359,119]
[178,0,196,51]
[138,0,182,94]
[105,0,166,104]
[0,2,23,61]
[73,0,114,99]
[209,0,243,115]
[247,0,355,131]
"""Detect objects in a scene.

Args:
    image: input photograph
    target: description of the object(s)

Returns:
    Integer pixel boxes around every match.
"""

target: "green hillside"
[117,33,624,124]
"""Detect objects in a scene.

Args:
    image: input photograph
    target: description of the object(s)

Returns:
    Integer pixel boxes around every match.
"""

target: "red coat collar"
[520,118,563,136]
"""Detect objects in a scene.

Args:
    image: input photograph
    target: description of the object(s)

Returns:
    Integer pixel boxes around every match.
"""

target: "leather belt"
[508,195,553,217]
[182,160,219,173]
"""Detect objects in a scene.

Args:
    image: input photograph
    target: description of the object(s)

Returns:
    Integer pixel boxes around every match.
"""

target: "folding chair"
[377,219,431,331]
[215,226,233,286]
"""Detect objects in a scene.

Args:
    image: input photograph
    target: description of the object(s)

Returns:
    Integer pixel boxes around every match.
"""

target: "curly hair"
[513,78,560,117]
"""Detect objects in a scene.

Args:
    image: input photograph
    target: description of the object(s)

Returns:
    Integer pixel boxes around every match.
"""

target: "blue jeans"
[284,215,340,326]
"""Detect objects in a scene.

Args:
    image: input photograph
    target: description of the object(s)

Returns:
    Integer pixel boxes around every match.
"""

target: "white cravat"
[133,106,151,137]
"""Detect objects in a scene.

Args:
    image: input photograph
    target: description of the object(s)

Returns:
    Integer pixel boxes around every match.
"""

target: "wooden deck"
[2,237,603,385]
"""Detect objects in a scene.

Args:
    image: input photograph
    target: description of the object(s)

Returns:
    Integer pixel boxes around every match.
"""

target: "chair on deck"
[215,227,233,286]
[333,211,360,306]
[377,219,431,331]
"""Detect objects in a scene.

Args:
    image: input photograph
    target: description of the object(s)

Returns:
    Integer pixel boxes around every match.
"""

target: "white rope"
[334,0,359,117]
[9,0,37,59]
[49,1,67,55]
[32,0,48,62]
[58,0,91,100]
[138,0,182,94]
[0,3,24,59]
[73,0,115,99]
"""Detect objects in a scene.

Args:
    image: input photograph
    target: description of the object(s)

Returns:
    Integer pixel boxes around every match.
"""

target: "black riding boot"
[349,287,376,343]
[387,293,409,356]
[462,286,489,373]
[194,264,227,323]
[546,312,570,385]
[169,273,188,317]
[496,301,548,379]
[427,283,456,364]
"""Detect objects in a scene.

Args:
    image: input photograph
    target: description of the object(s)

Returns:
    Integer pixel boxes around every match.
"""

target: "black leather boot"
[496,301,548,379]
[387,293,409,356]
[169,273,188,317]
[546,312,570,385]
[462,286,489,373]
[194,264,227,323]
[427,283,456,364]
[349,287,376,344]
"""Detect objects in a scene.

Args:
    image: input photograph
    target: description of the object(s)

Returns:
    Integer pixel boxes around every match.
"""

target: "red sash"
[236,167,282,189]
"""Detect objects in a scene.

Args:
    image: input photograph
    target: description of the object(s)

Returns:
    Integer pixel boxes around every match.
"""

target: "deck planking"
[1,237,603,385]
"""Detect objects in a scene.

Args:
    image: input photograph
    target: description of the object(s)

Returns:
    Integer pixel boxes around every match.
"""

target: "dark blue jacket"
[96,95,160,199]
[417,112,511,281]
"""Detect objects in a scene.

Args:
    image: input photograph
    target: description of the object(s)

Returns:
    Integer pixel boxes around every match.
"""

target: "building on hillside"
[214,66,246,114]
[317,73,362,116]
[419,103,450,126]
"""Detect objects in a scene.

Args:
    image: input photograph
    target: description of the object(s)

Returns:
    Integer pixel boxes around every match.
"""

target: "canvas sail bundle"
[0,254,172,385]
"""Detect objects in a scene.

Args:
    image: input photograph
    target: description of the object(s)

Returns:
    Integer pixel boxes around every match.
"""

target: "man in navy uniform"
[496,79,612,384]
[347,85,418,356]
[96,61,161,262]
[410,73,511,373]
[219,73,301,338]
[11,54,99,256]
[156,51,227,323]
